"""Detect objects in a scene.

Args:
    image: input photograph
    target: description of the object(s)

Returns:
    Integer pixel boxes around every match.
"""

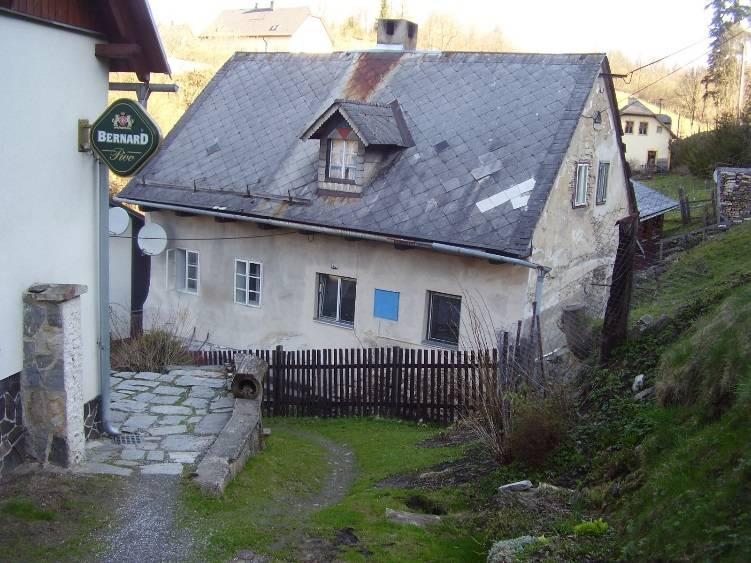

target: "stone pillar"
[22,283,88,467]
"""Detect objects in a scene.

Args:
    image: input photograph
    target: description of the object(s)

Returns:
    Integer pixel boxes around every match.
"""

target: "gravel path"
[94,475,198,563]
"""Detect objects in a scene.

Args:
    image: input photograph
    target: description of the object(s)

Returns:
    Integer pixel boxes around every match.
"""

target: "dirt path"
[266,431,357,561]
[93,475,198,563]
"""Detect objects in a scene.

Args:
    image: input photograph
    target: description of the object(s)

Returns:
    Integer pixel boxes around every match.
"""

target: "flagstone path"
[77,366,233,477]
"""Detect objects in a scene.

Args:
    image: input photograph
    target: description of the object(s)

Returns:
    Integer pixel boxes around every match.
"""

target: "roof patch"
[471,159,504,181]
[476,178,536,213]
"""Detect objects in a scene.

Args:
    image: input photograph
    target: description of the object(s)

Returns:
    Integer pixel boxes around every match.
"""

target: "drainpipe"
[97,160,119,435]
[114,197,551,314]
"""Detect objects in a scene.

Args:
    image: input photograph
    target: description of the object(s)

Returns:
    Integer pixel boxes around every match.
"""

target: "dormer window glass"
[327,139,358,182]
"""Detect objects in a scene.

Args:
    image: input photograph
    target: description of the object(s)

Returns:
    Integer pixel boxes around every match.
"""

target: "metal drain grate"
[112,432,144,446]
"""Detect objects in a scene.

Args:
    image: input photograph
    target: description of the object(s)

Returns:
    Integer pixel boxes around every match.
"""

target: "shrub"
[573,518,609,537]
[506,389,571,467]
[672,116,751,178]
[110,307,199,372]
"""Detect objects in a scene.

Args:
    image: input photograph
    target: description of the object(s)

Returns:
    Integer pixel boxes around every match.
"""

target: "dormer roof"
[301,99,414,148]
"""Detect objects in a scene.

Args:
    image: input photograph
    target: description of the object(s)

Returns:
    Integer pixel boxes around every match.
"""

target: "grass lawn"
[641,174,712,236]
[0,471,124,562]
[632,220,751,320]
[181,417,481,562]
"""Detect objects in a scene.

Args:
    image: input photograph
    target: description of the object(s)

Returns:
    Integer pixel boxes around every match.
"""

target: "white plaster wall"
[289,17,333,53]
[530,74,631,347]
[109,219,133,338]
[0,15,107,401]
[620,114,671,168]
[143,212,530,351]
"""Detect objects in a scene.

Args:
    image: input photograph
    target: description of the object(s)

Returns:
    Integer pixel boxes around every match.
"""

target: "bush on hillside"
[672,115,751,178]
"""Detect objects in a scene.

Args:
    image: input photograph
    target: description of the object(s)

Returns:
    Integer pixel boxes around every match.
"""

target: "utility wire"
[624,37,709,78]
[630,28,747,97]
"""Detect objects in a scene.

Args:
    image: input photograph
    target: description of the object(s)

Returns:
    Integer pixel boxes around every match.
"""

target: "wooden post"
[679,187,689,225]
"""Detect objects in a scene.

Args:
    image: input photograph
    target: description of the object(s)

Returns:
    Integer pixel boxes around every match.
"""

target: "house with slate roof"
[631,180,679,264]
[620,97,677,173]
[200,3,332,54]
[117,19,635,352]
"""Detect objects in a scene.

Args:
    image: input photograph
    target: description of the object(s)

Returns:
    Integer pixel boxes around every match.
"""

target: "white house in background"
[0,1,168,474]
[620,97,677,173]
[118,20,635,354]
[200,3,332,53]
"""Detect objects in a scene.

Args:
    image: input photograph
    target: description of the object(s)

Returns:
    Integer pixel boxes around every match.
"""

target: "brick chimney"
[376,18,418,51]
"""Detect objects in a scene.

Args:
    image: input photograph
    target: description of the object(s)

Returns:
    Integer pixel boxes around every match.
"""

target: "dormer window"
[327,139,359,182]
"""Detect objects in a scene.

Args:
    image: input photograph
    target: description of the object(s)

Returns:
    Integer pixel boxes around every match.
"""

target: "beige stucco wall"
[0,15,108,401]
[142,212,530,351]
[289,17,333,53]
[529,73,630,347]
[620,114,671,169]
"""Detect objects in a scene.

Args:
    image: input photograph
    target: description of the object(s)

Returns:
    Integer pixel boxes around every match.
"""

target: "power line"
[630,28,747,97]
[625,37,710,78]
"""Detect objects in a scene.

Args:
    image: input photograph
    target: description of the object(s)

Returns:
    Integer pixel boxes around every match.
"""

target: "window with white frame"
[427,291,461,346]
[317,273,356,325]
[574,163,589,206]
[166,248,199,294]
[327,139,359,182]
[638,121,648,135]
[624,120,634,134]
[234,259,262,306]
[596,161,610,205]
[656,126,663,133]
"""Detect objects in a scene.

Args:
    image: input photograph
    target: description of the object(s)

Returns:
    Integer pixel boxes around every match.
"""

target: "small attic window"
[327,139,359,183]
[269,24,279,31]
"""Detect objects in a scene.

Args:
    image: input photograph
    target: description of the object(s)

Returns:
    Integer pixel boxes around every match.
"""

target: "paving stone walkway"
[77,366,233,477]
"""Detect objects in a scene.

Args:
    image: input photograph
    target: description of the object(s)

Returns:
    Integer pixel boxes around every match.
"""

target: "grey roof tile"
[121,51,605,257]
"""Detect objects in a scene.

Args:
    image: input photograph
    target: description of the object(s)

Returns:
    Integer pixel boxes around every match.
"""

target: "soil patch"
[417,426,476,448]
[379,451,497,490]
[405,494,447,515]
[0,467,124,562]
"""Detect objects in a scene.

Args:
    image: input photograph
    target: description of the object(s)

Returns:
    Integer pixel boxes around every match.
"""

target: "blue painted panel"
[374,289,399,321]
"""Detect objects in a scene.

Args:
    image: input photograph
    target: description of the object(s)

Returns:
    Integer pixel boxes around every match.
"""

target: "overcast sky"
[150,0,713,65]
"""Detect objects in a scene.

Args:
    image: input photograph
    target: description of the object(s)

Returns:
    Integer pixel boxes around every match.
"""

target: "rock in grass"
[385,508,441,527]
[632,374,645,392]
[498,479,533,492]
[487,536,535,563]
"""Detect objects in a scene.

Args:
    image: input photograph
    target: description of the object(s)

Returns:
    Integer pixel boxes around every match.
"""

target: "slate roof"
[120,51,608,257]
[632,180,679,221]
[201,7,312,38]
[301,99,413,147]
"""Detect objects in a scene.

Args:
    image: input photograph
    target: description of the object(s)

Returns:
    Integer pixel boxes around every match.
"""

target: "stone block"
[195,413,231,435]
[141,463,183,475]
[152,385,185,396]
[151,405,192,416]
[149,425,188,436]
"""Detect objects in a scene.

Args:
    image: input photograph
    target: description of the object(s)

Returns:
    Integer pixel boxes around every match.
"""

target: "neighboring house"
[109,202,150,339]
[715,167,751,222]
[0,1,168,475]
[200,3,332,53]
[117,19,634,354]
[620,97,677,173]
[632,180,679,264]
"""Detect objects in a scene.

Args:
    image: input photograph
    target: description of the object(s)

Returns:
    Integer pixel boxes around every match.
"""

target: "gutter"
[114,196,552,309]
[98,161,119,435]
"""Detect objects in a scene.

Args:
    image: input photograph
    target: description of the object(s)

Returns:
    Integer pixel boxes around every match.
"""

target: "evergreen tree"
[703,0,751,118]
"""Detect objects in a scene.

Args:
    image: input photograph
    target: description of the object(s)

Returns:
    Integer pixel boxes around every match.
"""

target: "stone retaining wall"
[718,169,751,221]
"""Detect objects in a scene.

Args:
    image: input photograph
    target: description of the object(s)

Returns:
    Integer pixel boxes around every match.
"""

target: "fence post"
[679,187,690,225]
[274,344,285,416]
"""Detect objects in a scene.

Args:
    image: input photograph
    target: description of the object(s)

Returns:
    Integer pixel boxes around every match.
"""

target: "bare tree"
[676,67,706,129]
[419,13,460,51]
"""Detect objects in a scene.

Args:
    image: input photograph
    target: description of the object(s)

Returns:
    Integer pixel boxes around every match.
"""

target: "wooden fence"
[192,346,503,424]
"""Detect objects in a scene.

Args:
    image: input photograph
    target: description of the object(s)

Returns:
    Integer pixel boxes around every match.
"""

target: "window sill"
[595,200,606,206]
[176,289,199,296]
[235,301,261,309]
[324,177,357,185]
[422,339,459,350]
[314,318,355,330]
[572,203,588,209]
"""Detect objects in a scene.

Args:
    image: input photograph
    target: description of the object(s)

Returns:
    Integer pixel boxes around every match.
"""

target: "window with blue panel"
[373,289,399,321]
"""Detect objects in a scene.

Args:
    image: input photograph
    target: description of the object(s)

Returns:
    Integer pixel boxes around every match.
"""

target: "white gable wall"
[529,74,630,348]
[0,15,107,400]
[290,17,333,53]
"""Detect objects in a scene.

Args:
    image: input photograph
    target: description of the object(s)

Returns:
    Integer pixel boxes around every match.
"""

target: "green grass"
[1,498,56,522]
[181,417,478,562]
[632,220,751,320]
[0,474,122,562]
[641,174,712,236]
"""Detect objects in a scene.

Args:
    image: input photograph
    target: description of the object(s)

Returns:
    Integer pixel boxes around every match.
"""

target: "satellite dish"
[108,206,130,236]
[137,223,168,256]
